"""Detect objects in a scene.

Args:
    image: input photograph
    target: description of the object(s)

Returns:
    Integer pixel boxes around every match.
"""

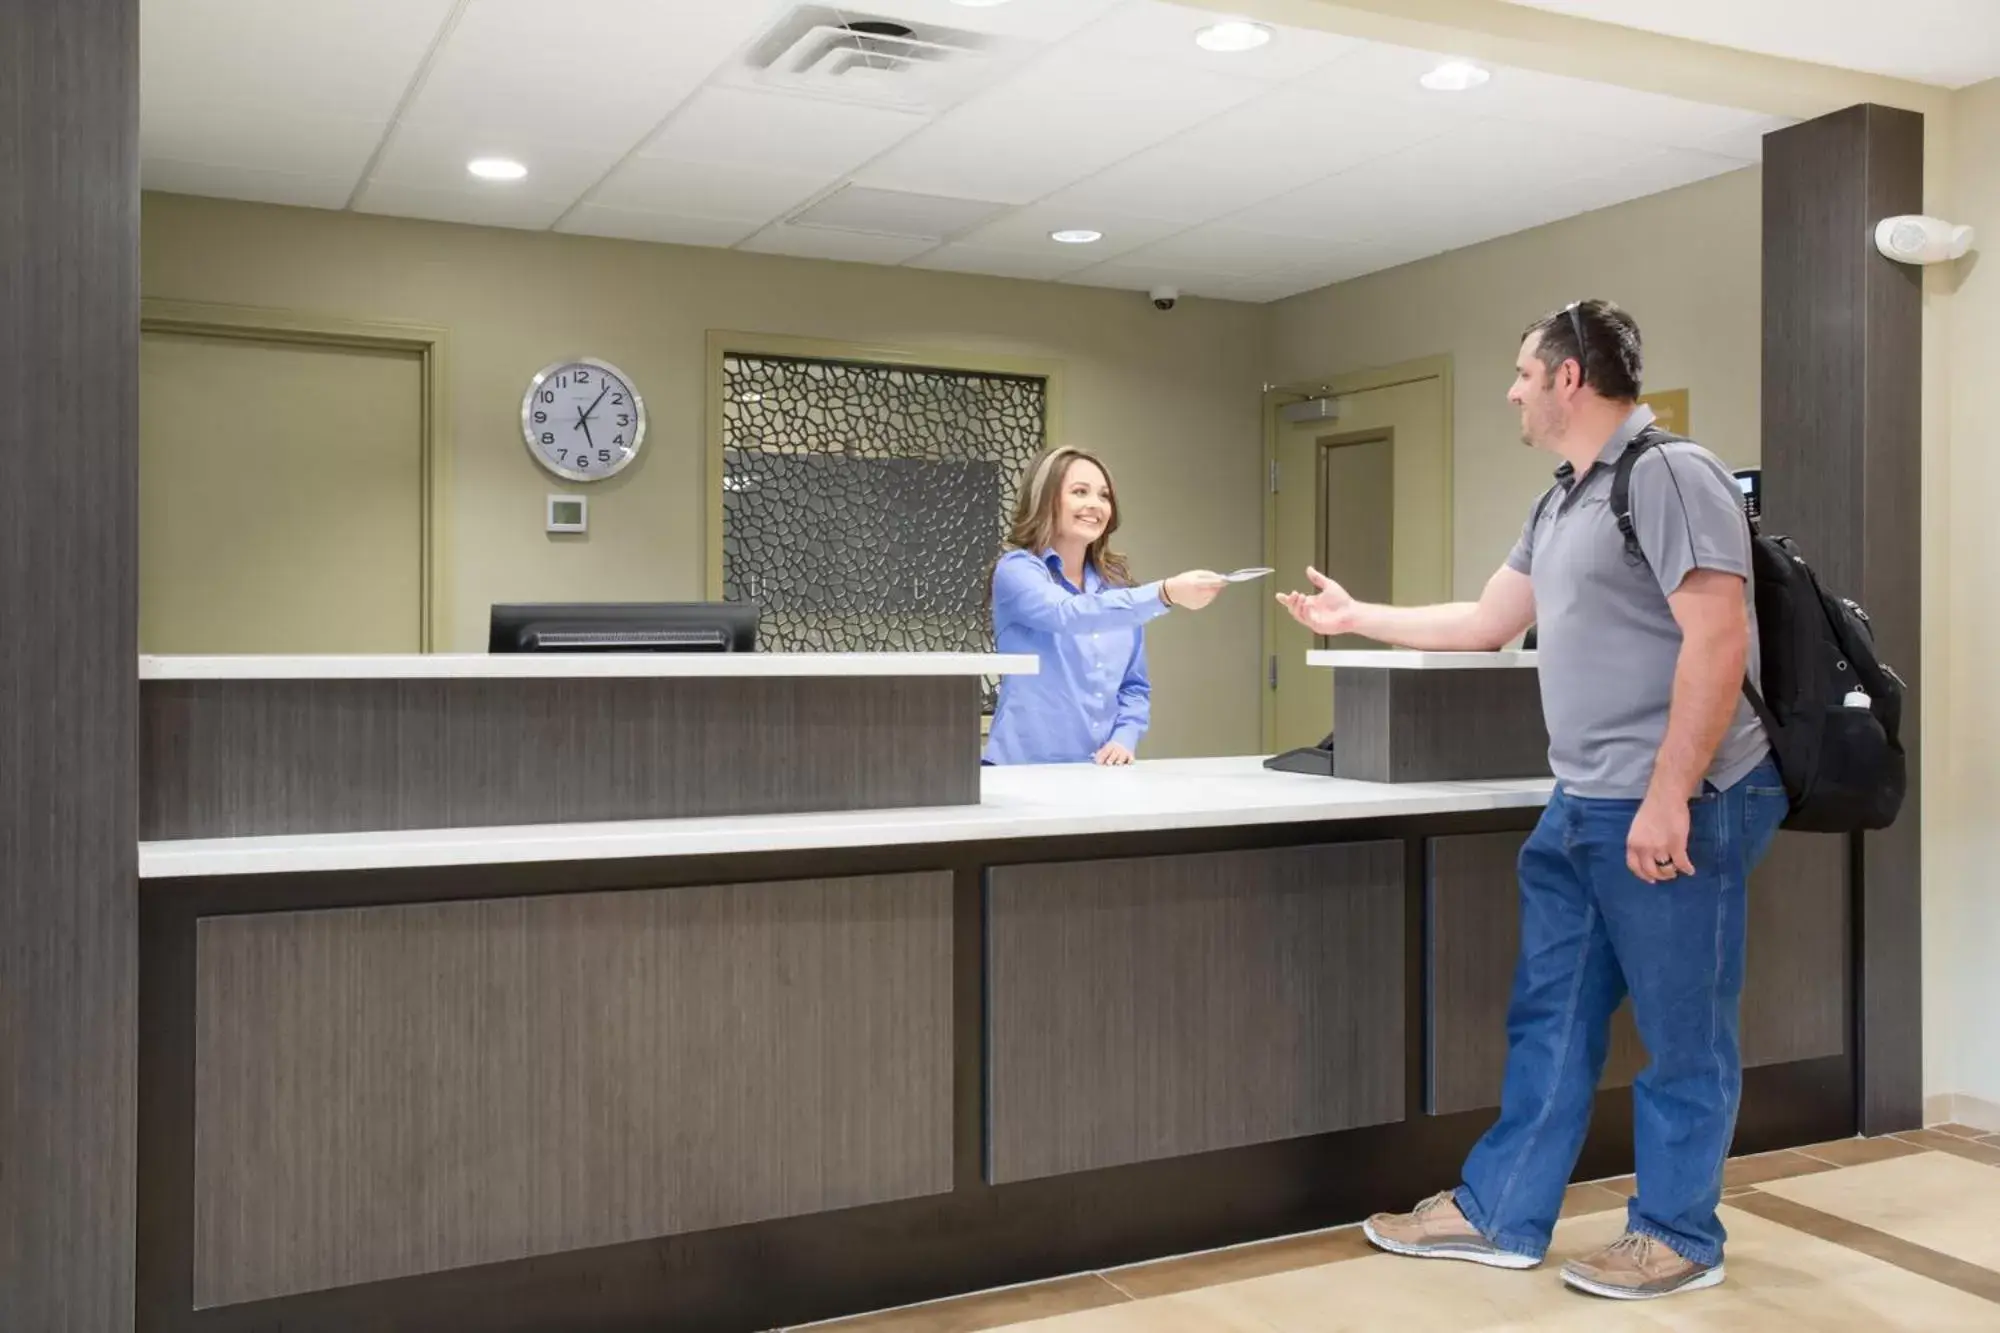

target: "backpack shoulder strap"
[1607,424,1687,565]
[1529,480,1561,529]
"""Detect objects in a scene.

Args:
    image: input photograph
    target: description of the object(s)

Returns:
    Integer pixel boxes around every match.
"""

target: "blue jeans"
[1453,756,1789,1268]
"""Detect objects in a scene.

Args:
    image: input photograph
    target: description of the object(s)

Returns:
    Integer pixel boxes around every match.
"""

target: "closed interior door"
[140,330,425,653]
[1270,375,1450,752]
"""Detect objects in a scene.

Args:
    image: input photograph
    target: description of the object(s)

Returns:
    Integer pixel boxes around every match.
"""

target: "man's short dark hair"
[1522,298,1643,401]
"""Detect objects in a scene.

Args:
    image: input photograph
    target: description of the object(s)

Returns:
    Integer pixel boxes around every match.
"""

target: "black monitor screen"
[488,602,758,654]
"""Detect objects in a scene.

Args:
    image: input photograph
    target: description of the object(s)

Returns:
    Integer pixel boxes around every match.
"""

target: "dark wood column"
[1762,103,1924,1134]
[0,0,141,1327]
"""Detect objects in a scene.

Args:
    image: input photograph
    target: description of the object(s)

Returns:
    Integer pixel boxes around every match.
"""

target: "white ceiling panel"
[1556,146,1755,218]
[141,101,384,183]
[1495,0,2000,89]
[854,47,1266,204]
[140,0,454,118]
[556,205,763,248]
[1227,115,1667,242]
[587,156,827,222]
[905,244,1103,281]
[367,124,623,205]
[139,157,356,212]
[846,0,1130,43]
[737,224,939,265]
[637,87,928,177]
[953,206,1184,259]
[1058,261,1248,301]
[1303,38,1779,153]
[396,0,785,147]
[350,179,577,231]
[1115,225,1376,277]
[1037,81,1460,225]
[1066,1,1366,83]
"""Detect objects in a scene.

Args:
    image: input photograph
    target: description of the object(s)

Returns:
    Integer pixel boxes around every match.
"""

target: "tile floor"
[795,1126,2000,1332]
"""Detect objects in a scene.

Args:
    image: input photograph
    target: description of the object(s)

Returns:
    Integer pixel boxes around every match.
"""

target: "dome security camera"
[1149,285,1179,311]
[1874,215,1975,265]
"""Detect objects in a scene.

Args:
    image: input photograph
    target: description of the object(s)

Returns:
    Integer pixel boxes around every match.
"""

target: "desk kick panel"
[986,841,1405,1184]
[189,872,953,1308]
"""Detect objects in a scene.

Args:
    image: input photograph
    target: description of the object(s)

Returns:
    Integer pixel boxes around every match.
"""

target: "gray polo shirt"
[1507,404,1768,798]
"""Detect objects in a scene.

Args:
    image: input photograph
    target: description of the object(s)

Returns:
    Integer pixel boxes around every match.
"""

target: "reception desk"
[134,659,1853,1333]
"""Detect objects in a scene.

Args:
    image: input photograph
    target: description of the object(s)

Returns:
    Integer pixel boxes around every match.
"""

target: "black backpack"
[1602,428,1906,832]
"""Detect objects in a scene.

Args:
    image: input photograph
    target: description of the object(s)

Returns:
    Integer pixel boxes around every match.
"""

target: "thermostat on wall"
[546,494,588,533]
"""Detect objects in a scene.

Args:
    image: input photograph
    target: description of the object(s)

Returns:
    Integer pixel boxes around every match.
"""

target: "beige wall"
[1928,76,2000,1121]
[1267,167,1763,597]
[139,192,1270,759]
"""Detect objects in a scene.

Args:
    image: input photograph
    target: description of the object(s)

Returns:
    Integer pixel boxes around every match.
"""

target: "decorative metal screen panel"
[721,354,1046,710]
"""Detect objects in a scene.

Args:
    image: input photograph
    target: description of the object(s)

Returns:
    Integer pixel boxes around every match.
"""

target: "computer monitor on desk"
[488,602,759,653]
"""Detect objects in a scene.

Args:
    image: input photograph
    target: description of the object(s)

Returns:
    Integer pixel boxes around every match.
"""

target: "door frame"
[1259,354,1454,752]
[140,299,454,651]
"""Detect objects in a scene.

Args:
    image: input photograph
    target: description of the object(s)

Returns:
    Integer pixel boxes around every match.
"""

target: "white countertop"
[138,756,1553,879]
[139,651,1038,681]
[1307,650,1537,670]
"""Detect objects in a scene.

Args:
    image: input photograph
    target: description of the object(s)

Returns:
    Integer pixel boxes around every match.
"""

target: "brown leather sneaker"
[1361,1191,1540,1269]
[1561,1231,1724,1299]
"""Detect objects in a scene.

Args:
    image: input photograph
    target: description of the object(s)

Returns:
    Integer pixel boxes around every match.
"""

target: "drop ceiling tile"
[855,46,1266,204]
[1039,81,1458,225]
[737,224,939,264]
[1116,225,1375,276]
[1057,261,1246,300]
[140,101,383,181]
[1304,40,1774,155]
[1225,116,1624,241]
[1556,147,1755,216]
[367,123,621,203]
[399,0,783,147]
[786,186,1011,240]
[1697,113,1794,162]
[588,157,827,222]
[639,87,929,177]
[853,0,1130,43]
[905,244,1101,281]
[556,205,762,248]
[351,179,575,231]
[955,206,1184,258]
[1491,0,2000,91]
[140,0,454,119]
[140,157,355,211]
[1066,1,1366,83]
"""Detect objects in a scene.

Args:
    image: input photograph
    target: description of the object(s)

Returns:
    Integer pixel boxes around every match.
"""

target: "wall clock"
[521,358,646,481]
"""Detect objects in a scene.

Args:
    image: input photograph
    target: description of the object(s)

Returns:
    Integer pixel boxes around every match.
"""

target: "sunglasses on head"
[1563,300,1588,380]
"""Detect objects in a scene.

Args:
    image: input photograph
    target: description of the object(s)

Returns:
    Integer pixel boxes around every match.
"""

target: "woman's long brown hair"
[1002,446,1133,587]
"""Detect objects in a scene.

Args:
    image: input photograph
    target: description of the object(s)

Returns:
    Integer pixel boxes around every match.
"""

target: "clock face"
[521,358,645,482]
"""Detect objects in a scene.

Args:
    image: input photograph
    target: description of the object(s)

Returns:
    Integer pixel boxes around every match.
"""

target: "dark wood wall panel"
[142,674,979,838]
[0,0,140,1327]
[1742,832,1851,1065]
[1333,669,1550,783]
[1763,104,1924,1133]
[1427,830,1847,1116]
[987,842,1405,1184]
[190,873,954,1308]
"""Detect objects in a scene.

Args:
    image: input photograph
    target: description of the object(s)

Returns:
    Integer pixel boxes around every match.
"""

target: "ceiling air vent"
[737,5,1036,112]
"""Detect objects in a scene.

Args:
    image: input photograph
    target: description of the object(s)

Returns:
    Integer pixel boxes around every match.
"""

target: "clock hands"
[571,381,613,454]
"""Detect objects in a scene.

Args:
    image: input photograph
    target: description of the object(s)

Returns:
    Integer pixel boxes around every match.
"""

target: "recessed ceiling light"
[1419,60,1490,91]
[1194,20,1272,53]
[1050,229,1103,244]
[466,157,527,181]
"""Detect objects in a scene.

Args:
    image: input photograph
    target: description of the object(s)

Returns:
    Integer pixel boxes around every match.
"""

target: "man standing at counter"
[1279,299,1783,1301]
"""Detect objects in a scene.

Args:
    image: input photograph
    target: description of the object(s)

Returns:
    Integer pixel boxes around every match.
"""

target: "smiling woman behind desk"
[983,446,1226,767]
